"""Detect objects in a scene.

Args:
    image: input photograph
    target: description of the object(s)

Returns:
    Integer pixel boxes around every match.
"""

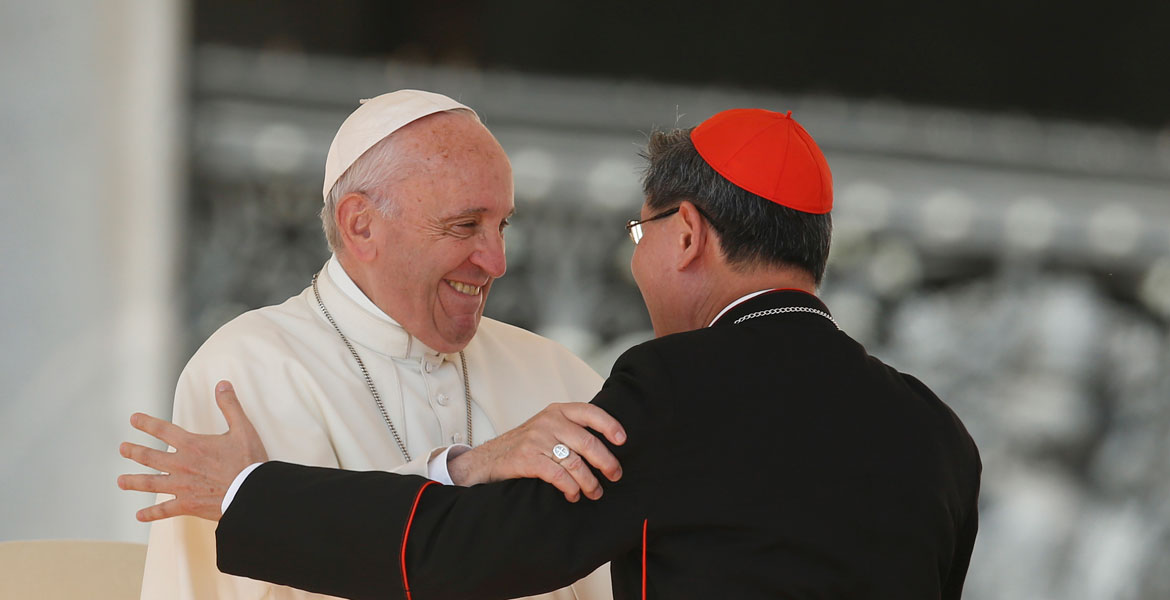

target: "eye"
[499,218,511,233]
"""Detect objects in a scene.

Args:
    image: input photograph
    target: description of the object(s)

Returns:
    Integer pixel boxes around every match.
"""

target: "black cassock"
[216,290,981,600]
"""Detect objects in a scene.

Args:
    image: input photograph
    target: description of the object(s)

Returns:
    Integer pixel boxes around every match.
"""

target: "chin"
[441,320,481,351]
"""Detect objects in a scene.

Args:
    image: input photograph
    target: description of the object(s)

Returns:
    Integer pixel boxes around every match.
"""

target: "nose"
[471,229,507,278]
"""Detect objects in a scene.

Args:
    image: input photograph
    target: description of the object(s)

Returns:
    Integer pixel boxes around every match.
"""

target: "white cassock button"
[451,432,463,443]
[424,361,436,373]
[436,393,449,406]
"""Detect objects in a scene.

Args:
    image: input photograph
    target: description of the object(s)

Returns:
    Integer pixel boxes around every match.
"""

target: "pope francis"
[138,91,617,600]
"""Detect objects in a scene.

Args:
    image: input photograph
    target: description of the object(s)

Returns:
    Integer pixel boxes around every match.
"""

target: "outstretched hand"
[447,402,626,502]
[117,381,268,522]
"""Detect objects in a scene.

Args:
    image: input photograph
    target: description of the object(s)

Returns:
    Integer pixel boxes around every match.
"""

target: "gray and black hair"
[640,128,832,284]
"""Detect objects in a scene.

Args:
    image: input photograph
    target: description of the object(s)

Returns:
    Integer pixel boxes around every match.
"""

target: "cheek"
[630,248,645,287]
[630,248,657,300]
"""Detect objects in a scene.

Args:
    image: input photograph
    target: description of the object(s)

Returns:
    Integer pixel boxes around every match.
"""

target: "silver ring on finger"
[552,443,571,461]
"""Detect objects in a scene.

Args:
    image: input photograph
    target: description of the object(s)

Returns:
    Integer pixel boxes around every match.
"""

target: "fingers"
[214,381,270,463]
[557,426,622,482]
[532,456,582,503]
[130,412,190,448]
[558,403,626,446]
[119,441,178,473]
[549,404,623,482]
[117,472,173,495]
[214,381,248,431]
[136,498,181,523]
[551,448,602,501]
[458,403,627,501]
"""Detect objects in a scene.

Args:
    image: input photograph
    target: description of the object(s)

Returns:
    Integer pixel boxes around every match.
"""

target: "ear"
[674,200,709,271]
[336,192,378,262]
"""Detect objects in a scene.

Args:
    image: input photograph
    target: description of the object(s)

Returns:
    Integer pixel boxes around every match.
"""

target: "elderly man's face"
[366,113,514,353]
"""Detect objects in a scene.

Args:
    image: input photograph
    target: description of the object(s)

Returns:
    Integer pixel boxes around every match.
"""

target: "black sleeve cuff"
[217,461,432,600]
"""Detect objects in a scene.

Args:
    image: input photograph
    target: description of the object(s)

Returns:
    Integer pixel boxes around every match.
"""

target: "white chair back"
[0,540,147,600]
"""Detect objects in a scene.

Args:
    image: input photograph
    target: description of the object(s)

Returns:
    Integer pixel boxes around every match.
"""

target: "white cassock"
[140,257,612,600]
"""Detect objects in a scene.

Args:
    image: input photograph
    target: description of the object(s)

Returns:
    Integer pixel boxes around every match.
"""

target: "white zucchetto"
[322,89,478,201]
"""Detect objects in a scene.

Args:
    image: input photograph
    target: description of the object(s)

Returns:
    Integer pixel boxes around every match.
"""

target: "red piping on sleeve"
[642,518,648,600]
[401,480,438,600]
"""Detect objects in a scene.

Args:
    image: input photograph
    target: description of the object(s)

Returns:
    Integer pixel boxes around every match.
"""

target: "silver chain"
[312,274,472,462]
[733,306,840,330]
[459,351,473,447]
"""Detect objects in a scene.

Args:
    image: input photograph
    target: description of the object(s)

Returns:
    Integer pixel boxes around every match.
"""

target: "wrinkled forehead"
[386,129,514,216]
[437,204,518,221]
[391,112,506,170]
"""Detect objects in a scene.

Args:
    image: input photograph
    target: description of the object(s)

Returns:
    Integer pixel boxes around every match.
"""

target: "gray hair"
[320,132,407,252]
[320,108,484,252]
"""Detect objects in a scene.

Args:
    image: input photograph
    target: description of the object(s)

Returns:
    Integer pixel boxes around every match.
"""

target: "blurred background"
[3,1,1169,598]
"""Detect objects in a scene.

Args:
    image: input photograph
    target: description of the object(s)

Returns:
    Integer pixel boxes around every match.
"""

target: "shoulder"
[172,290,332,431]
[608,326,719,375]
[472,317,599,375]
[186,288,320,369]
[473,316,566,349]
[466,317,603,404]
[175,289,323,403]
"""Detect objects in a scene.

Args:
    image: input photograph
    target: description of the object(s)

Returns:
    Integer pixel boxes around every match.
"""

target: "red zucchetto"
[691,108,833,214]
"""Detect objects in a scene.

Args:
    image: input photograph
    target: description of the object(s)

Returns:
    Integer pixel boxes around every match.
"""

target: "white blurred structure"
[0,1,185,542]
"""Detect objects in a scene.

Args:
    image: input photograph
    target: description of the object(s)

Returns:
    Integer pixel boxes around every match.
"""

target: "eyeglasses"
[625,207,680,245]
[626,205,718,245]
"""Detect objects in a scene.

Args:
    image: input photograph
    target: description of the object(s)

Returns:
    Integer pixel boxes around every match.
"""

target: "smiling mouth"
[446,280,482,296]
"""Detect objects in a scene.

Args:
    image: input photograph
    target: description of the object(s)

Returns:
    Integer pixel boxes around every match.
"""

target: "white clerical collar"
[326,254,398,325]
[708,289,776,327]
[324,255,446,361]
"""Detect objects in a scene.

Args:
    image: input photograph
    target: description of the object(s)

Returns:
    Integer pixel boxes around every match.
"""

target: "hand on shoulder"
[447,402,626,502]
